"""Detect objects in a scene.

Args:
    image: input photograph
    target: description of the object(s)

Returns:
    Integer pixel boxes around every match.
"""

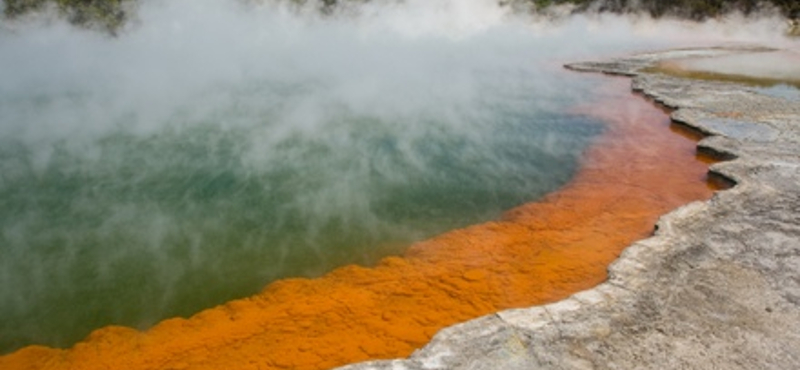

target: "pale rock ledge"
[335,45,800,370]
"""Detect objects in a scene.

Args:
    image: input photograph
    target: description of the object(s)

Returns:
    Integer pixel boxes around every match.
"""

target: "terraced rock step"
[338,46,800,370]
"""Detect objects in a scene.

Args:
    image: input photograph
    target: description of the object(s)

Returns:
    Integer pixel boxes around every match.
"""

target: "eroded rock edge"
[336,45,800,370]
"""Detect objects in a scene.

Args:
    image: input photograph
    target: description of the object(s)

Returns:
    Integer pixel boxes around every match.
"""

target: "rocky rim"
[336,45,800,370]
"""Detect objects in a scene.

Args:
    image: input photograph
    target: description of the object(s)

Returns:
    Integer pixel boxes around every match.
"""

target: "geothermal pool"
[0,1,616,353]
[0,0,784,366]
[0,60,603,353]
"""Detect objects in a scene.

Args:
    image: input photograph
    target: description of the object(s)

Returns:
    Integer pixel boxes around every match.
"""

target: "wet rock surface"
[339,46,800,370]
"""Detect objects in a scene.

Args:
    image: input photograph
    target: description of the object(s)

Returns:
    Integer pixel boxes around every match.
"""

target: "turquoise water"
[0,1,635,354]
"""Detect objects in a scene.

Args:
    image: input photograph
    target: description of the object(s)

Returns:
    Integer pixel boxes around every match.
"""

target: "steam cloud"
[0,0,793,353]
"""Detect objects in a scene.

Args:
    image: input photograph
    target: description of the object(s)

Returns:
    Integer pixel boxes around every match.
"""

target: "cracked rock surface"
[336,46,800,370]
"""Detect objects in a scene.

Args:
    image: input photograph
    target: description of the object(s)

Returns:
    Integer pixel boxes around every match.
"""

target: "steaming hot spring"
[0,0,793,368]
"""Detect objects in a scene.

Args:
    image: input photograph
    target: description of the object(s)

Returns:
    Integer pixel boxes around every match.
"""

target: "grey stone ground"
[335,46,800,370]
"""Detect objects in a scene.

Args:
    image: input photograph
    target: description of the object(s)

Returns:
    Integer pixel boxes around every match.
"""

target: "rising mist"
[0,0,793,353]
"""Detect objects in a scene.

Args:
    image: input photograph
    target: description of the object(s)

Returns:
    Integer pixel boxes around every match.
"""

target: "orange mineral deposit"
[0,77,723,370]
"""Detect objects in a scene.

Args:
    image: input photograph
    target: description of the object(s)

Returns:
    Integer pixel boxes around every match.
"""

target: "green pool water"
[0,81,603,353]
[0,1,631,354]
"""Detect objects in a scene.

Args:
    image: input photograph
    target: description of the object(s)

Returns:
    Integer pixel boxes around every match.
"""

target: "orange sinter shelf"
[1,78,723,370]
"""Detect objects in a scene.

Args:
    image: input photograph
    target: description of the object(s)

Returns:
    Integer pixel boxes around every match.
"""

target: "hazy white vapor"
[0,0,794,353]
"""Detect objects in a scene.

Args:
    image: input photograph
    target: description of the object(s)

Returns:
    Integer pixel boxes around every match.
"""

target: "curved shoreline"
[337,45,800,370]
[0,66,719,370]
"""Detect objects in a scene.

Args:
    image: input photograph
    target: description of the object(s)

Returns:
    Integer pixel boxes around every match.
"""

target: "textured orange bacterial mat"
[0,77,722,370]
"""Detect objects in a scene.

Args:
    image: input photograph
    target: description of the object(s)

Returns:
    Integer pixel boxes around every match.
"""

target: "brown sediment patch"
[0,77,722,370]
